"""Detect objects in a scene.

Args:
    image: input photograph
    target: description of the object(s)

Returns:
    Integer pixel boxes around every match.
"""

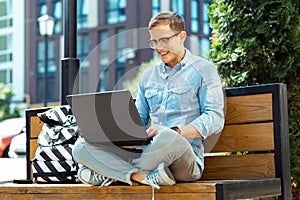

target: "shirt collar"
[181,48,191,68]
[160,48,191,73]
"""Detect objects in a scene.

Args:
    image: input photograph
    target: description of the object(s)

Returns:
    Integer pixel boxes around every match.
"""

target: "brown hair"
[148,11,185,32]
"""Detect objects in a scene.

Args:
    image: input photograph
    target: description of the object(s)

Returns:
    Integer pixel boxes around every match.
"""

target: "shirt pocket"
[144,87,163,112]
[170,86,194,109]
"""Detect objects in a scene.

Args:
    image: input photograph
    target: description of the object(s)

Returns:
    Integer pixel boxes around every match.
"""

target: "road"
[0,158,26,183]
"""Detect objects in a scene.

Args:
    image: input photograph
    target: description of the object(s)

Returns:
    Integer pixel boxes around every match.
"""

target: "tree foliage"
[208,0,300,195]
[0,83,20,121]
[122,58,159,98]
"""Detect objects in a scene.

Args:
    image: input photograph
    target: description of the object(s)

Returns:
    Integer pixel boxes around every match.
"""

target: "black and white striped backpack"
[32,106,81,183]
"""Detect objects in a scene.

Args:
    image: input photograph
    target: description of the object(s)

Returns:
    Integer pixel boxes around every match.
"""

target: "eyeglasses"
[147,32,181,49]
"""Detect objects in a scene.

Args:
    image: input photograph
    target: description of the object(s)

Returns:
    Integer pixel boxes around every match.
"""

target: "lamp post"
[38,14,54,107]
[61,0,79,105]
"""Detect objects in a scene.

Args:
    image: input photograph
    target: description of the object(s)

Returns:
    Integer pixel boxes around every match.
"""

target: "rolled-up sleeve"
[190,64,225,139]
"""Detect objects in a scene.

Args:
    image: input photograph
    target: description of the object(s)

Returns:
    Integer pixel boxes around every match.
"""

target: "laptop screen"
[66,90,151,146]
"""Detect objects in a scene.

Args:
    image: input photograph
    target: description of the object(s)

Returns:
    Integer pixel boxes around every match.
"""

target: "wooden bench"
[0,83,292,199]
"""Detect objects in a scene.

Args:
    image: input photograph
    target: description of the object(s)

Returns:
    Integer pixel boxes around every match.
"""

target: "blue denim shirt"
[135,49,224,170]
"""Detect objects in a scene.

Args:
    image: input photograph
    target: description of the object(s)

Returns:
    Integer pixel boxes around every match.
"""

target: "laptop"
[66,90,153,146]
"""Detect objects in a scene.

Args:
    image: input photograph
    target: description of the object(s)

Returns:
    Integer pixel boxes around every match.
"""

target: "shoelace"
[91,172,115,187]
[151,186,155,200]
[141,179,159,200]
[142,174,161,200]
[100,178,116,187]
[144,173,162,189]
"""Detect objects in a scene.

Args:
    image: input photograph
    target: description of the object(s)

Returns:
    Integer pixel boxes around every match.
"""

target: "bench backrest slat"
[225,93,272,124]
[29,116,44,170]
[211,122,274,152]
[202,153,275,179]
[30,116,44,138]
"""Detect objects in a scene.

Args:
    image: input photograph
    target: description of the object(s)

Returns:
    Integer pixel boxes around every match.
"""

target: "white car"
[8,128,26,158]
[0,118,25,157]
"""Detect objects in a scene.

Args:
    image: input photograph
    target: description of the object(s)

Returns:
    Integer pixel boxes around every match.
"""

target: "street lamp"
[38,14,55,107]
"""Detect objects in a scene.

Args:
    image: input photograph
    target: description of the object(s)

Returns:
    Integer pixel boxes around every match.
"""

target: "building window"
[99,31,109,70]
[171,0,184,18]
[98,31,110,92]
[0,34,12,63]
[47,40,56,74]
[53,0,62,34]
[0,0,13,29]
[37,40,56,74]
[37,0,47,16]
[77,34,89,93]
[116,28,126,65]
[77,0,88,29]
[37,39,56,102]
[202,1,211,36]
[77,34,89,68]
[0,69,12,84]
[105,0,126,24]
[152,0,160,16]
[191,0,199,33]
[98,70,109,92]
[116,28,126,83]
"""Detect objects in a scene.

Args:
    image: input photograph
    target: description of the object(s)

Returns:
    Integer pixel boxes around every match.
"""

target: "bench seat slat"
[0,183,218,200]
[225,93,272,124]
[202,153,275,179]
[0,194,216,200]
[0,182,218,193]
[0,179,281,200]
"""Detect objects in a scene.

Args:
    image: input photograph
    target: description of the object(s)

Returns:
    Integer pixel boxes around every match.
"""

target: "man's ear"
[180,31,187,43]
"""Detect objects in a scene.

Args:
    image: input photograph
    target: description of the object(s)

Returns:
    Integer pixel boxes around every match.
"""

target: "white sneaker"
[77,166,115,186]
[142,163,176,189]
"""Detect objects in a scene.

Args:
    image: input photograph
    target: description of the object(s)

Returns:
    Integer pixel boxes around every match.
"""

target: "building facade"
[25,0,212,106]
[0,0,25,104]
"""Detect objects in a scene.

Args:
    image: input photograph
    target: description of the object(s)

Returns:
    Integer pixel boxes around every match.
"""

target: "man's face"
[149,24,186,68]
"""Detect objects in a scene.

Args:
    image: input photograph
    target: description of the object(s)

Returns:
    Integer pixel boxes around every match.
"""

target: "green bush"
[208,0,300,196]
[0,83,20,121]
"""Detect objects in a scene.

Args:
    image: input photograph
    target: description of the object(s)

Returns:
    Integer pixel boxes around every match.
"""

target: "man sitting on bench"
[72,11,224,189]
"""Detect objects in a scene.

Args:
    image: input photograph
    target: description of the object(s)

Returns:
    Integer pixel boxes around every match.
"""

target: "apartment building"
[0,0,25,105]
[25,0,212,106]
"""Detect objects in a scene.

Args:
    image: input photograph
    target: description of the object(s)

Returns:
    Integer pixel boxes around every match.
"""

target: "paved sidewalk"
[0,158,26,183]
